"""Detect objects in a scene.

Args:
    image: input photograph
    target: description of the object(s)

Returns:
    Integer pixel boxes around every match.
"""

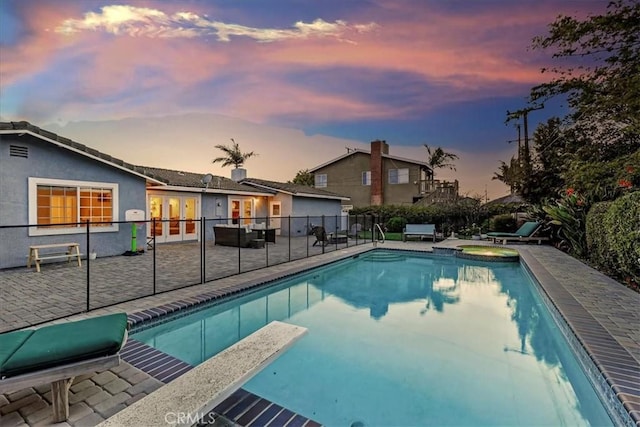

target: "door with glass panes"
[148,195,198,243]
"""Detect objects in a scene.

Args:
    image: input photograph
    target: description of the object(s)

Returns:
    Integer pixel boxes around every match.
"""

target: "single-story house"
[240,178,350,236]
[0,121,349,269]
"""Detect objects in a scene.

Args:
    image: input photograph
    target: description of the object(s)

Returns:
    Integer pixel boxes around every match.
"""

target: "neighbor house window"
[28,178,119,236]
[315,174,327,188]
[362,171,371,185]
[389,168,409,184]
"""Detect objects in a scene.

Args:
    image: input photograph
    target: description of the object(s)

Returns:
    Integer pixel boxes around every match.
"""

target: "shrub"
[602,192,640,287]
[586,201,612,270]
[386,216,407,233]
[543,188,589,257]
[490,214,517,232]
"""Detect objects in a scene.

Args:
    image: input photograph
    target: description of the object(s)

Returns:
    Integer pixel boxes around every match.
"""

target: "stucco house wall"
[0,132,147,269]
[309,142,433,208]
[313,152,371,208]
[290,197,341,236]
[311,153,424,208]
[380,158,424,206]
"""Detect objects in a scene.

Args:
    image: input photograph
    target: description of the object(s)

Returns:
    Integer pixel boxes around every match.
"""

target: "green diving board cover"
[0,330,35,372]
[0,313,128,378]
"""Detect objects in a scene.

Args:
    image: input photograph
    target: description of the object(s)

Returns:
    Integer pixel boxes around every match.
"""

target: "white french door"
[269,201,282,235]
[148,194,198,243]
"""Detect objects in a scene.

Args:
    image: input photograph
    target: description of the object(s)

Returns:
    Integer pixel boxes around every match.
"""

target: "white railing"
[373,223,385,247]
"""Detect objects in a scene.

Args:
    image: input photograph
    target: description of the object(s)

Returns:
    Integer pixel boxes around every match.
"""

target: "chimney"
[231,168,247,182]
[370,140,388,205]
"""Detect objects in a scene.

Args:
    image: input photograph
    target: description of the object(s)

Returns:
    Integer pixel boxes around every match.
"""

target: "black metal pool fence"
[0,215,384,329]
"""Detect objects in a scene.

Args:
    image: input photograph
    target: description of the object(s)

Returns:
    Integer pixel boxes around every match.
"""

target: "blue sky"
[0,0,604,198]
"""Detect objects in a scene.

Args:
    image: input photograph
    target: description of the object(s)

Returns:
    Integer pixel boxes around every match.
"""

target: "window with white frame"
[28,177,119,235]
[362,171,371,185]
[315,173,327,188]
[388,168,409,184]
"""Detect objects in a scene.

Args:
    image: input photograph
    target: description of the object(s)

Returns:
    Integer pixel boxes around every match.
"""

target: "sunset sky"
[0,0,605,200]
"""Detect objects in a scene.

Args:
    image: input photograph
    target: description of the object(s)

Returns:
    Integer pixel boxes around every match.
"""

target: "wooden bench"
[27,243,82,272]
[403,224,436,242]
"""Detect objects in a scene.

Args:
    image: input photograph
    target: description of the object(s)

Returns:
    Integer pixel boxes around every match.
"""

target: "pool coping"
[121,243,639,426]
[518,249,638,426]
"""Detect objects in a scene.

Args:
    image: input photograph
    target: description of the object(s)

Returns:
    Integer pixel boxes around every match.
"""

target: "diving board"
[98,321,307,427]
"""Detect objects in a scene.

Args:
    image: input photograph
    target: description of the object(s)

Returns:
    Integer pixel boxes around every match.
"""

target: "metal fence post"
[306,216,310,258]
[321,215,325,254]
[152,218,156,295]
[237,221,241,274]
[86,219,90,312]
[288,216,291,262]
[201,217,205,284]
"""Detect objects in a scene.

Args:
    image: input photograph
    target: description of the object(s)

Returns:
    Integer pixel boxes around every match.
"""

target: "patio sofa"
[214,225,259,248]
[0,313,128,422]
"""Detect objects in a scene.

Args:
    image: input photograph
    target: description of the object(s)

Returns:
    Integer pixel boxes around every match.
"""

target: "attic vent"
[9,145,28,158]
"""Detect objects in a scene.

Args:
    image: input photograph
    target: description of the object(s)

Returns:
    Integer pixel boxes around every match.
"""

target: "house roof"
[0,121,166,185]
[141,166,272,196]
[483,193,527,206]
[0,120,343,200]
[308,148,432,173]
[241,178,350,201]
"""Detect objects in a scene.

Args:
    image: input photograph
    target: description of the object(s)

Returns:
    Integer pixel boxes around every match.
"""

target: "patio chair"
[0,313,129,422]
[486,221,547,244]
[312,226,329,247]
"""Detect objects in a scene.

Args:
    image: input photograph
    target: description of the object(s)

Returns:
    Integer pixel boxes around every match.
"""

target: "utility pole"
[507,124,522,166]
[506,104,544,174]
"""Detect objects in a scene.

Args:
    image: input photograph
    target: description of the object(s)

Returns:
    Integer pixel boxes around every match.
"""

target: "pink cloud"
[1,0,601,126]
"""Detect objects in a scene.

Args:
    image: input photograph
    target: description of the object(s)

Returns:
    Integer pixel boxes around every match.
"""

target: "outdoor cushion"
[1,313,128,378]
[487,221,540,238]
[0,330,35,376]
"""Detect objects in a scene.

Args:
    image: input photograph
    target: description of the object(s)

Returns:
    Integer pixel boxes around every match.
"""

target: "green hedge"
[586,201,612,270]
[351,201,498,235]
[602,192,640,286]
[490,214,517,232]
[386,217,407,233]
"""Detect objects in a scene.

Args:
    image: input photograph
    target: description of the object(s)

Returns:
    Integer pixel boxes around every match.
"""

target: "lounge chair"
[312,226,329,246]
[486,221,547,244]
[0,313,129,422]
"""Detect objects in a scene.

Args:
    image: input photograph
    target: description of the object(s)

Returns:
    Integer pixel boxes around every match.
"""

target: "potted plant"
[471,224,482,240]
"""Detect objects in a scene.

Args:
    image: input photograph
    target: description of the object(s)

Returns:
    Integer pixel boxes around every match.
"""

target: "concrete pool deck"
[1,239,638,426]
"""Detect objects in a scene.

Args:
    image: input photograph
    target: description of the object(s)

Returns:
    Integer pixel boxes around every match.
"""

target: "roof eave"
[147,185,273,196]
[0,128,166,185]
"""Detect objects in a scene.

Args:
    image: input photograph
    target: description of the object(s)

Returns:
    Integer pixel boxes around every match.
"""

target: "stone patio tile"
[71,412,104,427]
[0,411,26,427]
[90,372,117,387]
[67,403,93,424]
[69,386,102,405]
[102,379,130,395]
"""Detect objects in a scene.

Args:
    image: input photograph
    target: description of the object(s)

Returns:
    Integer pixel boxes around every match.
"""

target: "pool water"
[133,250,613,426]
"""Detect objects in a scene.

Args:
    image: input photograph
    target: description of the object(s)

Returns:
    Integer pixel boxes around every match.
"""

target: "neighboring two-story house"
[309,140,458,209]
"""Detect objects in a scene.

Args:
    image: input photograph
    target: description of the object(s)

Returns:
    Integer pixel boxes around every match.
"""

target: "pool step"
[360,251,404,262]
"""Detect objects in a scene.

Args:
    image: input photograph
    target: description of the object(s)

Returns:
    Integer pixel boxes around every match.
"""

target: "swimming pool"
[133,250,614,426]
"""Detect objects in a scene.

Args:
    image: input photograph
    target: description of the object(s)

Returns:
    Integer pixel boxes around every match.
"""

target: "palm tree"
[493,157,522,194]
[424,144,458,176]
[289,169,314,186]
[212,138,257,169]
